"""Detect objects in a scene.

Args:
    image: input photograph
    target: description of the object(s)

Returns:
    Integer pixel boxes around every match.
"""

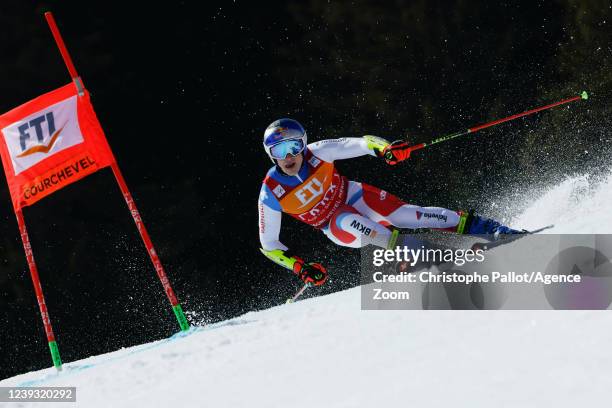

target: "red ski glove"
[292,257,328,286]
[382,140,412,165]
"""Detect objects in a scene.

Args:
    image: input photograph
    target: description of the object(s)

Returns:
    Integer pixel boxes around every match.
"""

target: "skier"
[258,118,521,287]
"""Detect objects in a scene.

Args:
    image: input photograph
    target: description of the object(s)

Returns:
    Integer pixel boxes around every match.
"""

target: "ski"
[471,224,554,251]
[286,283,311,304]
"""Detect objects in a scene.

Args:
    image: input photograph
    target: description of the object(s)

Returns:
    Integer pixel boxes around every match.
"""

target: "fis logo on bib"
[273,185,286,198]
[416,211,447,223]
[308,156,321,168]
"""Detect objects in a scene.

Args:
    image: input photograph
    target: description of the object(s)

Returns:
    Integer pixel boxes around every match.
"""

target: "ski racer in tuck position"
[258,118,521,287]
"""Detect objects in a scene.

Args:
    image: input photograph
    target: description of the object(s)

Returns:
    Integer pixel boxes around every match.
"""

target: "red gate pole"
[110,164,190,331]
[44,11,190,331]
[15,209,63,370]
[44,12,84,96]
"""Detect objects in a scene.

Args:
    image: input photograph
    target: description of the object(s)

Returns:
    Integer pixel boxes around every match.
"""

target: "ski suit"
[258,137,461,252]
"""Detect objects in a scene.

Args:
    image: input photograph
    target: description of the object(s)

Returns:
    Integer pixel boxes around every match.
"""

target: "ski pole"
[401,91,588,157]
[286,283,312,304]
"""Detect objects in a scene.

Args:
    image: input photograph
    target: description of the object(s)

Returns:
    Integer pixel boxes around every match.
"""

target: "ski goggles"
[268,139,305,159]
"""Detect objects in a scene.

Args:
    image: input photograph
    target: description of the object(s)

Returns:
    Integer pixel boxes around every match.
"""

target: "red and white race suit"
[258,137,461,251]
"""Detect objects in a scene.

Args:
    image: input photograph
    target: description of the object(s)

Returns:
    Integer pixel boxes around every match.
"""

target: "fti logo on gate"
[2,95,84,175]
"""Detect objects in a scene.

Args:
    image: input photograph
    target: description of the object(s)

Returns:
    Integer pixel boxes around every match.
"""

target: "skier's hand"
[293,260,328,286]
[382,140,412,165]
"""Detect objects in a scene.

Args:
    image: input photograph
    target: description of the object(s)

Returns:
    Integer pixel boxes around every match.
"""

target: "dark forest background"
[0,0,610,379]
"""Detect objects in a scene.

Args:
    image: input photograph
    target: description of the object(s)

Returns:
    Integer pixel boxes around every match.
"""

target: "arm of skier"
[308,136,385,161]
[258,186,328,286]
[309,136,412,165]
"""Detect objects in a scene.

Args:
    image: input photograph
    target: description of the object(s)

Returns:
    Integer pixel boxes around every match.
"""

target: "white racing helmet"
[263,118,307,161]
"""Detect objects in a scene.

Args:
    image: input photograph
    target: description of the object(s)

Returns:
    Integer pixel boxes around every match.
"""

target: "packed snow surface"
[3,172,612,407]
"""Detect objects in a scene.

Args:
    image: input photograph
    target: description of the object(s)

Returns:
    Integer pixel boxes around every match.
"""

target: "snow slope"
[2,172,612,408]
[513,172,612,233]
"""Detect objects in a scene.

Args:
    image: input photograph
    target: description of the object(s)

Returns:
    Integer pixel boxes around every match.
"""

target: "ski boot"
[457,210,523,240]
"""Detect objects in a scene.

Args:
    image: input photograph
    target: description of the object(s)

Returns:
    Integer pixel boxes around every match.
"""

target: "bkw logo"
[350,219,376,236]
